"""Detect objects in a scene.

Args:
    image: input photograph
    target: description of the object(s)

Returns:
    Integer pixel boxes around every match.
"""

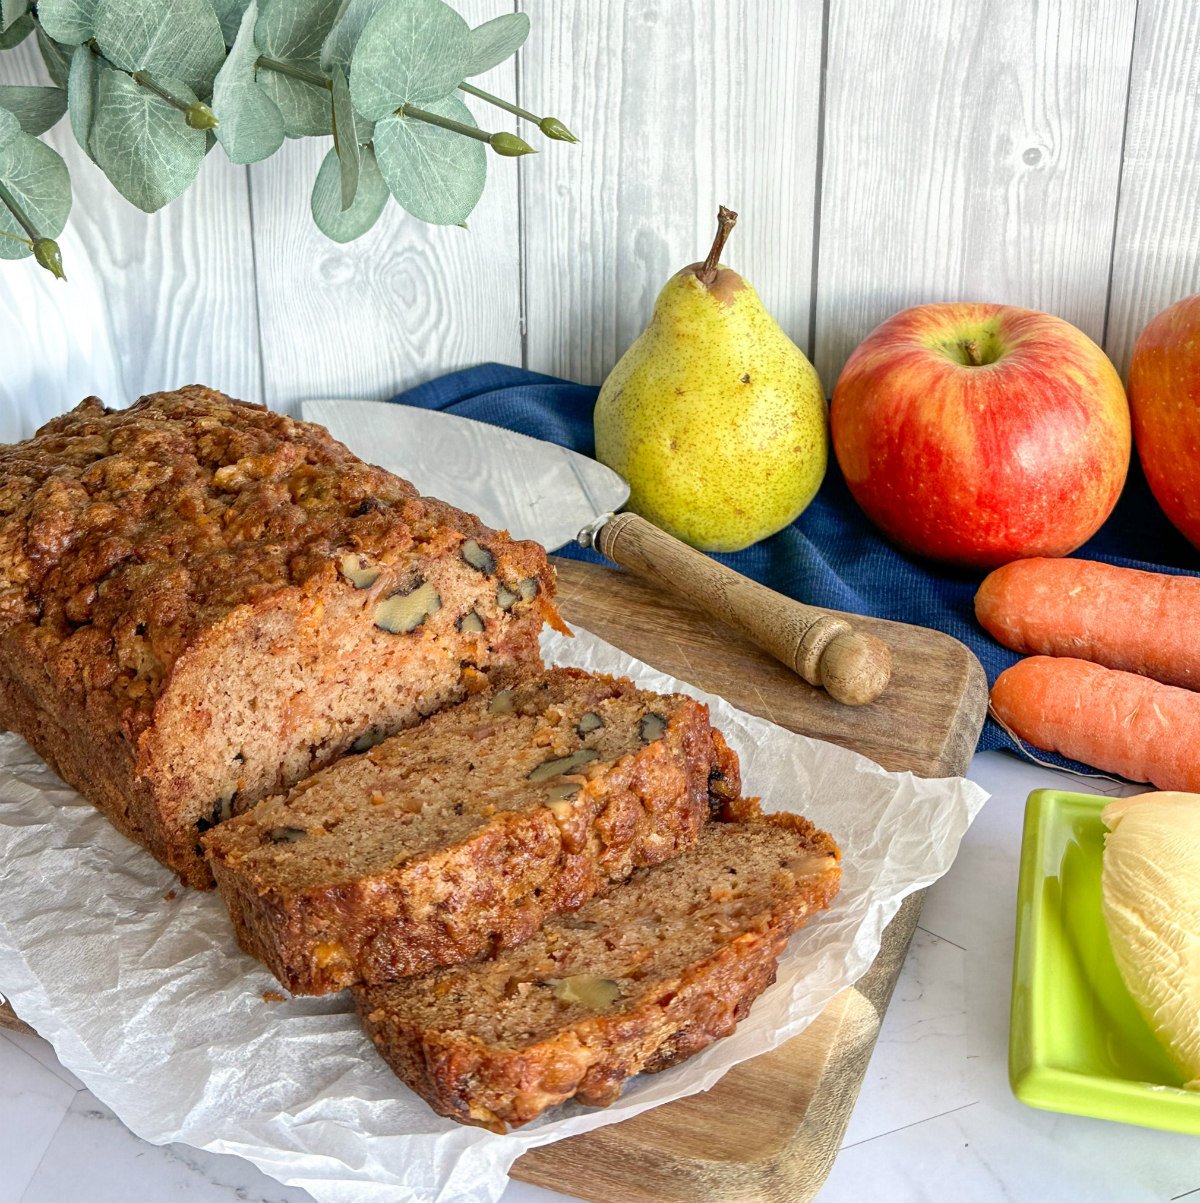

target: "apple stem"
[961,339,983,366]
[700,206,739,286]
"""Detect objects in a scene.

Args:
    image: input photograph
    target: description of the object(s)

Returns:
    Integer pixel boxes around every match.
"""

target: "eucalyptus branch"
[251,59,535,155]
[2,2,575,259]
[256,57,331,89]
[0,180,37,240]
[458,81,577,142]
[398,101,485,140]
[131,71,218,129]
[78,40,217,129]
[0,180,65,279]
[399,102,535,156]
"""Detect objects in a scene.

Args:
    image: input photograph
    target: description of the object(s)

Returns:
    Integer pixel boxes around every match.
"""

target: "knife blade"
[300,400,628,550]
[301,398,892,706]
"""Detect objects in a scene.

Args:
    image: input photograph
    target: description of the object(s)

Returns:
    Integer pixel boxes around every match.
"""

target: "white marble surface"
[3,750,1199,1203]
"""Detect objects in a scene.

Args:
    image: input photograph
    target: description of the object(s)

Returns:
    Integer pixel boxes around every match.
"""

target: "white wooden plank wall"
[1,0,1198,443]
[249,0,522,415]
[812,0,1137,386]
[0,40,261,439]
[519,0,825,381]
[1104,0,1200,377]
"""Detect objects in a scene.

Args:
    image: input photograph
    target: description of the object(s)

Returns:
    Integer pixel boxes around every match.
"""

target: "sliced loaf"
[204,668,741,993]
[354,798,840,1131]
[0,388,560,887]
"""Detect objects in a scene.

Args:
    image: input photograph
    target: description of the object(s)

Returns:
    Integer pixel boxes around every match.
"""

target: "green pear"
[594,207,828,552]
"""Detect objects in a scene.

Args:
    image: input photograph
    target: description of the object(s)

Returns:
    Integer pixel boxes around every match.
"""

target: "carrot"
[976,558,1200,690]
[991,656,1200,791]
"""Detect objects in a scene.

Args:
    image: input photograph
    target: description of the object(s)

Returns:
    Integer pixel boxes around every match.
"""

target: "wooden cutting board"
[0,556,987,1203]
[510,557,987,1202]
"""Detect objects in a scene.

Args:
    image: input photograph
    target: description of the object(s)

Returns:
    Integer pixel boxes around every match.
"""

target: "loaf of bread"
[355,798,840,1131]
[204,667,742,993]
[0,388,562,887]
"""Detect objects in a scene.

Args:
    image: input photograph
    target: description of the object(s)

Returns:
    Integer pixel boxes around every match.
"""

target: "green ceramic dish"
[1010,788,1199,1134]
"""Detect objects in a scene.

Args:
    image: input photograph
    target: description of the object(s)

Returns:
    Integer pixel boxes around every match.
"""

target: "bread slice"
[0,389,560,887]
[204,668,741,994]
[355,799,840,1131]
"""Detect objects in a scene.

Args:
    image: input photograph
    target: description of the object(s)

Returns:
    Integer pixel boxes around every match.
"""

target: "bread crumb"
[162,889,178,901]
[262,990,286,1004]
[462,666,489,694]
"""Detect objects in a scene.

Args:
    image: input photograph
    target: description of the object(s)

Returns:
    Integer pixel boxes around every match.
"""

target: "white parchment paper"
[0,626,987,1203]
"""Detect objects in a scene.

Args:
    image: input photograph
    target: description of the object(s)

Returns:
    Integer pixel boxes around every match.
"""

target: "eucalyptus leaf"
[311,143,386,241]
[373,92,484,225]
[67,46,99,158]
[0,0,567,265]
[319,0,382,74]
[0,11,31,47]
[213,2,284,163]
[256,60,330,136]
[331,65,369,209]
[0,119,71,260]
[0,0,28,34]
[256,0,340,61]
[0,86,68,136]
[89,68,206,212]
[465,12,528,77]
[34,0,95,45]
[212,0,251,46]
[349,0,470,121]
[0,101,19,143]
[94,0,226,97]
[36,29,72,87]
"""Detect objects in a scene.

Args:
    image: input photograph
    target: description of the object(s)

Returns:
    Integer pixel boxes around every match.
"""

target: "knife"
[301,400,892,705]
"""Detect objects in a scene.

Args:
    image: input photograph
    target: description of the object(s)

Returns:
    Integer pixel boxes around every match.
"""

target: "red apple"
[1128,293,1200,550]
[831,302,1131,568]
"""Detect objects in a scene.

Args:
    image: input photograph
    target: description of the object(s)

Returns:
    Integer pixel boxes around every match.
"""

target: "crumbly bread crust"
[204,667,741,994]
[355,799,840,1131]
[0,387,561,886]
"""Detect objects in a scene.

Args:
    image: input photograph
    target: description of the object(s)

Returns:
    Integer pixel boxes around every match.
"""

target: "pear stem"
[699,205,738,285]
[961,339,983,366]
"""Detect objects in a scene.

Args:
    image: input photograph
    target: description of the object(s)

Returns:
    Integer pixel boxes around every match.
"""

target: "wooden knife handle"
[593,512,892,706]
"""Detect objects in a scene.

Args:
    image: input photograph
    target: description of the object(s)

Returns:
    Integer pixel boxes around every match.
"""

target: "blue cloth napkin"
[390,363,1199,762]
